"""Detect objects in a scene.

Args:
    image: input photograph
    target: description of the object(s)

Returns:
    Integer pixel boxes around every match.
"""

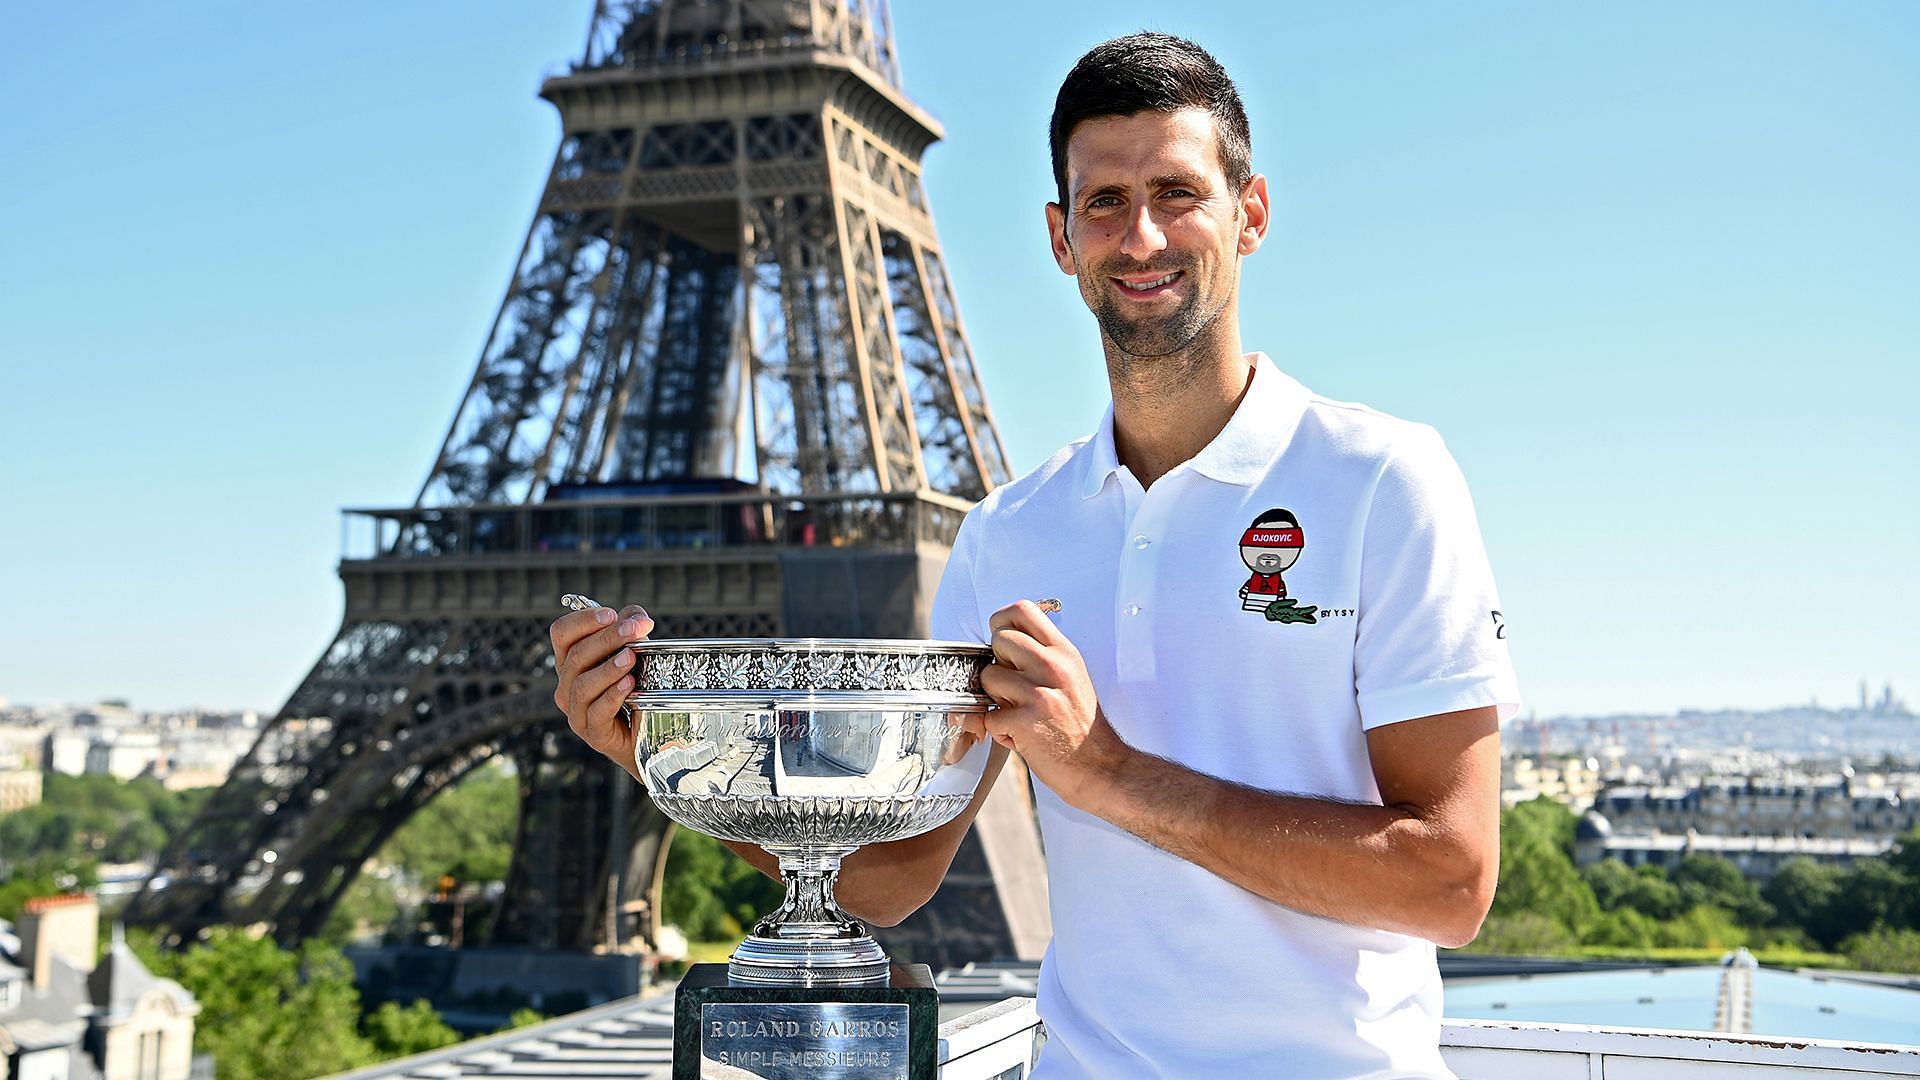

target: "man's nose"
[1120,204,1167,261]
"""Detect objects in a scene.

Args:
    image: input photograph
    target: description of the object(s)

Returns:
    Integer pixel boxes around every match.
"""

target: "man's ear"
[1045,202,1078,275]
[1237,173,1272,257]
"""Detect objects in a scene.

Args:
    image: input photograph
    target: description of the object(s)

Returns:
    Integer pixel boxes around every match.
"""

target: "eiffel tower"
[127,0,1050,971]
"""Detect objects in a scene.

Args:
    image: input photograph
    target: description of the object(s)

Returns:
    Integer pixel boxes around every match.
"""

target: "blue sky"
[1,3,1914,718]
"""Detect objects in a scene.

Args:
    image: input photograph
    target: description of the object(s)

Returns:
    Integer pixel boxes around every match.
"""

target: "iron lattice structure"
[126,0,1042,969]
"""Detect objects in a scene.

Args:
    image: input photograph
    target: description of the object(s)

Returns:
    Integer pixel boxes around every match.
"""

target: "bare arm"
[1081,707,1500,946]
[982,600,1501,948]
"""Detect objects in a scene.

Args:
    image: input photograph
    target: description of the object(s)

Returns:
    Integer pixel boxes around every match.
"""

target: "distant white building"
[82,732,165,783]
[41,734,90,778]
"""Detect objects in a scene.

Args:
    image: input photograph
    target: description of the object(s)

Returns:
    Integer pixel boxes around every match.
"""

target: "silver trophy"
[621,635,995,988]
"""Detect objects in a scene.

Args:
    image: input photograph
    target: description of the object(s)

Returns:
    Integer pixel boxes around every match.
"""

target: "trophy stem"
[727,847,891,987]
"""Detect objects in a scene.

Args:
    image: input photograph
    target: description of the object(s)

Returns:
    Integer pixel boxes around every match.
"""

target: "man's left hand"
[980,599,1127,810]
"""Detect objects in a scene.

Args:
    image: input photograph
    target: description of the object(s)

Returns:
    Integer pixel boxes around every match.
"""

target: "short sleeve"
[1353,425,1520,730]
[931,505,987,644]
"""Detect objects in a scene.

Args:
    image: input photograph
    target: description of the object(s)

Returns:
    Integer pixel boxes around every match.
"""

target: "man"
[552,33,1517,1079]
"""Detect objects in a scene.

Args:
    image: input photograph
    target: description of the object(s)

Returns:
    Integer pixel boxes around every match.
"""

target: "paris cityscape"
[5,2,1917,1078]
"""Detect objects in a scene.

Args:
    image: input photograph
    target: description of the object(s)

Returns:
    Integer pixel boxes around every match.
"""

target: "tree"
[1669,853,1773,927]
[320,872,405,947]
[1886,826,1920,882]
[362,999,460,1058]
[1579,907,1657,949]
[1814,861,1915,948]
[1490,800,1599,934]
[661,828,785,941]
[1465,911,1576,955]
[1840,928,1920,974]
[1763,858,1843,933]
[1506,797,1579,858]
[1656,905,1748,950]
[0,774,211,867]
[0,859,99,921]
[376,763,519,887]
[135,928,378,1080]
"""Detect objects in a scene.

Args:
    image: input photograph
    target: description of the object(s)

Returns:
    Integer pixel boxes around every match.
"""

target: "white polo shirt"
[931,353,1519,1079]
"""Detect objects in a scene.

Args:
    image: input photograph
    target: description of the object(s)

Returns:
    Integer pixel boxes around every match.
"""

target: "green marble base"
[672,963,938,1079]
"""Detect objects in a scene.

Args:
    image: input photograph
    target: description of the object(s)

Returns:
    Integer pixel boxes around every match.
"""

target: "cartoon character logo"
[1239,508,1317,623]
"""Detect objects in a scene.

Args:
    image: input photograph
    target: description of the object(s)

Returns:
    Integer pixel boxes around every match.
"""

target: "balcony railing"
[340,492,974,563]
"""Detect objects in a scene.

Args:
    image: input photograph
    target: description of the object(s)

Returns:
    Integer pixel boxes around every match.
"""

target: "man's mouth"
[1113,270,1182,296]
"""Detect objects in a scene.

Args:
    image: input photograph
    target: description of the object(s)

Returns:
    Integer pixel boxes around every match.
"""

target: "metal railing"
[341,491,974,563]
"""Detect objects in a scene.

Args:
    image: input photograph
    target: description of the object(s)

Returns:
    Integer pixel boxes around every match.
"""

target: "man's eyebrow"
[1150,172,1209,190]
[1071,174,1211,203]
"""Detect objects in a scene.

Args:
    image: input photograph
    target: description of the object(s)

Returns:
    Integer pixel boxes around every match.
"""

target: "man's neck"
[1105,321,1253,490]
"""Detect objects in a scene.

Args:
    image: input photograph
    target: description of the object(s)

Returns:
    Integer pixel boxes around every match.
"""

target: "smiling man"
[551,32,1518,1080]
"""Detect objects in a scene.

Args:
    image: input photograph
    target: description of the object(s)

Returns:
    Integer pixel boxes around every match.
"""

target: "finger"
[573,672,637,756]
[565,643,637,715]
[981,709,1027,751]
[979,663,1030,706]
[988,627,1049,675]
[551,605,617,652]
[988,599,1068,648]
[560,609,656,680]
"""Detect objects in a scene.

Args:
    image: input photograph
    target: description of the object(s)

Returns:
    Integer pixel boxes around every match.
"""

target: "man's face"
[1046,107,1268,357]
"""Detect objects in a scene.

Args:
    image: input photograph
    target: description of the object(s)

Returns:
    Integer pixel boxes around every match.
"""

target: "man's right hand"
[551,603,655,781]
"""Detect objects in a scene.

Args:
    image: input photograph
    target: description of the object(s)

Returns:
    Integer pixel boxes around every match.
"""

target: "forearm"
[1087,749,1493,947]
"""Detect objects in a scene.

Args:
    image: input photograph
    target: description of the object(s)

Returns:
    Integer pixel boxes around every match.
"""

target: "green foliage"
[497,1007,548,1032]
[1579,907,1658,949]
[1886,827,1920,880]
[0,858,100,921]
[0,773,210,868]
[1464,911,1577,955]
[362,998,460,1058]
[136,928,378,1080]
[1507,797,1579,857]
[1815,861,1916,948]
[1763,858,1844,934]
[319,872,405,947]
[1670,854,1774,926]
[376,763,519,887]
[1581,860,1685,920]
[661,828,784,942]
[1840,927,1920,974]
[1654,905,1748,950]
[1491,798,1599,932]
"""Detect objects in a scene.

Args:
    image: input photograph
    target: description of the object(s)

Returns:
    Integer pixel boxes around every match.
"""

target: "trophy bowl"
[624,638,996,988]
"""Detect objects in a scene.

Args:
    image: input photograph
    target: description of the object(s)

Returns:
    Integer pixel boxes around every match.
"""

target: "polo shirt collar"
[1078,352,1309,499]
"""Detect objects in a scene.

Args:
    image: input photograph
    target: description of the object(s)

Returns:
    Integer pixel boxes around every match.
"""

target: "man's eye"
[1087,196,1120,209]
[1163,189,1197,199]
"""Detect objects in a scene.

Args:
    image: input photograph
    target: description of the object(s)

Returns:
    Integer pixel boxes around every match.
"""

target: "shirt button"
[1132,535,1151,550]
[1123,603,1142,616]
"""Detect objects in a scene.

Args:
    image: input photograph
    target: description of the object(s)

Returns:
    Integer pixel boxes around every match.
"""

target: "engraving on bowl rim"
[625,638,993,695]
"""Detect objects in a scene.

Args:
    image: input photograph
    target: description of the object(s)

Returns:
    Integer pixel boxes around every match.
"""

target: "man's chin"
[1098,316,1206,359]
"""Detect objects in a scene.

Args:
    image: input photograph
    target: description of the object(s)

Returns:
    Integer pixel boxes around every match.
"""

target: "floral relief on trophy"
[631,645,986,694]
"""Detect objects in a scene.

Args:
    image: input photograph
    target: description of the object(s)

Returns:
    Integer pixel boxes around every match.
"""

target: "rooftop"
[326,959,1920,1079]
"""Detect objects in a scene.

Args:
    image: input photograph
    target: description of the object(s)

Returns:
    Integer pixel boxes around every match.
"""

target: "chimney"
[17,893,99,989]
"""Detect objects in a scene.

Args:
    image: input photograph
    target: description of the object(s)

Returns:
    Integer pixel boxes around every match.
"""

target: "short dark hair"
[1049,33,1252,211]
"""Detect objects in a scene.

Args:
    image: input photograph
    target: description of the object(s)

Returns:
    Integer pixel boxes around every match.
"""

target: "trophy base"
[728,933,891,987]
[674,962,938,1079]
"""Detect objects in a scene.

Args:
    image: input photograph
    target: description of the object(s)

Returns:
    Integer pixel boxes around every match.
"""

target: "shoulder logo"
[1238,508,1317,624]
